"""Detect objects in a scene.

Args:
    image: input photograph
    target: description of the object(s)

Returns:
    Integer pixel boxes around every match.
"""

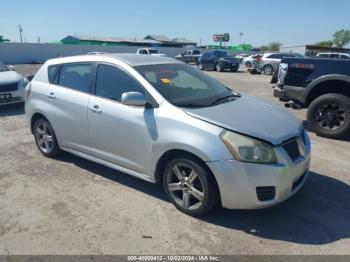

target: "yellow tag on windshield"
[160,78,171,85]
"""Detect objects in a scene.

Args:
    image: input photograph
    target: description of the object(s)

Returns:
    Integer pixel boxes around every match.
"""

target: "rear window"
[57,64,93,93]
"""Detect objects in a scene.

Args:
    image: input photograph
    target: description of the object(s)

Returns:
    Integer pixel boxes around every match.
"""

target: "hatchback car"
[198,51,240,72]
[0,61,26,105]
[25,54,311,216]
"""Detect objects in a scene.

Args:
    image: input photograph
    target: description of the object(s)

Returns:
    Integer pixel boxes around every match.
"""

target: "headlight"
[220,130,277,164]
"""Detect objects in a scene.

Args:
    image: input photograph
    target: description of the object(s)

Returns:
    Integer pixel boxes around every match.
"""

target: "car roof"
[46,53,181,66]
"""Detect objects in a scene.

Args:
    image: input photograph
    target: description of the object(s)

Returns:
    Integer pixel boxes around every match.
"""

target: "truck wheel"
[163,155,219,216]
[307,93,350,139]
[263,65,273,75]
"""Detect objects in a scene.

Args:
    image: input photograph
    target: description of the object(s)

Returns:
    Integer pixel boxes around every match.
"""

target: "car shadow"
[0,103,25,117]
[56,152,350,245]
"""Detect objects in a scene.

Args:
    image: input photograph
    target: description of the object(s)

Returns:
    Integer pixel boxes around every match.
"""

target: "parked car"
[272,57,350,139]
[258,53,305,75]
[242,54,260,68]
[136,48,166,57]
[316,52,350,59]
[87,52,109,55]
[26,54,310,216]
[0,61,27,106]
[175,50,201,64]
[198,51,240,72]
[235,53,249,63]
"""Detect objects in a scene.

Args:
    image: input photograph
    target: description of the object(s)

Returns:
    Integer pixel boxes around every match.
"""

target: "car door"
[88,63,156,175]
[46,63,93,154]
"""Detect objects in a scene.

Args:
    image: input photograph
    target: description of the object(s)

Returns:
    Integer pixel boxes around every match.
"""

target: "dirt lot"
[0,64,349,255]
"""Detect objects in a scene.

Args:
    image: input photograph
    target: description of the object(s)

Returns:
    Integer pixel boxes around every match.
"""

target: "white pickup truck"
[136,48,167,57]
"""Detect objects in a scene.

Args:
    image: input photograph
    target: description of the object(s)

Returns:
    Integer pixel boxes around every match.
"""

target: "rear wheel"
[163,156,219,216]
[245,61,251,68]
[34,118,61,157]
[263,65,274,75]
[307,93,350,139]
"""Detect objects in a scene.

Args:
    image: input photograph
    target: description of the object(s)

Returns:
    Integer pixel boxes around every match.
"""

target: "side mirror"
[26,74,35,82]
[121,92,146,107]
[8,65,16,71]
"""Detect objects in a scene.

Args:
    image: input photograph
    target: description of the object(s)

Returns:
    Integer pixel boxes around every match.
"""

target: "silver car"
[0,61,26,105]
[258,53,305,75]
[25,54,311,216]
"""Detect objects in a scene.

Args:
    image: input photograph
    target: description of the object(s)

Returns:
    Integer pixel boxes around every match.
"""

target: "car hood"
[0,71,23,84]
[184,95,302,145]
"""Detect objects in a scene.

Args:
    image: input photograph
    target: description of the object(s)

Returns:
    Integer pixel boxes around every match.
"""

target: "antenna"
[19,25,23,43]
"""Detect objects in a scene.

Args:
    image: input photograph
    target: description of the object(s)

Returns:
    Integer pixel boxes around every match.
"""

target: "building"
[280,44,350,56]
[60,35,196,47]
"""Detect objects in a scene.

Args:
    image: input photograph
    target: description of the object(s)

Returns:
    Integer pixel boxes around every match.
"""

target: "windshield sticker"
[160,78,171,84]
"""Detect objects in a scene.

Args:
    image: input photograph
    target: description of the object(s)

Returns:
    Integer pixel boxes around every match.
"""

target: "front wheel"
[307,93,350,139]
[216,63,223,72]
[163,156,219,216]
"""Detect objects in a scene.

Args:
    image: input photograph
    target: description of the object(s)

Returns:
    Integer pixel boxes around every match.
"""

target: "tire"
[245,61,251,68]
[307,93,350,139]
[163,155,219,216]
[198,63,204,70]
[263,65,274,75]
[231,67,238,72]
[33,118,61,157]
[216,63,223,72]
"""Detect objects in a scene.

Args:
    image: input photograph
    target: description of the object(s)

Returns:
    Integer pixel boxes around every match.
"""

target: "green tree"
[268,42,282,52]
[0,35,10,43]
[260,45,269,52]
[332,29,350,48]
[314,40,333,47]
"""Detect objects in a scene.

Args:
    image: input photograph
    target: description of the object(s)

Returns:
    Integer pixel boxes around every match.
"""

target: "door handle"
[90,105,102,114]
[48,92,56,100]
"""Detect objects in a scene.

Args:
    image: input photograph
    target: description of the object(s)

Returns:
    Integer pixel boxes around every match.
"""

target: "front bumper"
[222,62,240,70]
[0,89,24,105]
[207,145,311,209]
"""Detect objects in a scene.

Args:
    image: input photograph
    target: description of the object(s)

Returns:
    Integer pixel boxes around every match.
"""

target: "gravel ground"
[0,64,349,255]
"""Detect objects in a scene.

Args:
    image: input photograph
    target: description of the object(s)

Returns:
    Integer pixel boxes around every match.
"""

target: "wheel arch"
[154,149,220,197]
[30,112,50,134]
[305,77,350,105]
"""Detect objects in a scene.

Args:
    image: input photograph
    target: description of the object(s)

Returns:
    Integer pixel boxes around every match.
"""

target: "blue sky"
[1,0,349,47]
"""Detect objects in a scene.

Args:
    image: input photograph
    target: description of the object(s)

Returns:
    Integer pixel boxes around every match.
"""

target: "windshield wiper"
[176,103,209,108]
[210,92,241,106]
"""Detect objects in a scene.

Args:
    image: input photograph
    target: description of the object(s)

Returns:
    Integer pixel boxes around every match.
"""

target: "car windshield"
[0,61,9,72]
[214,51,231,57]
[135,63,239,107]
[149,49,159,54]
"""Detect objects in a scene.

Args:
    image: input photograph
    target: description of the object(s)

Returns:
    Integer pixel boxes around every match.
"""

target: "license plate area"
[0,93,12,101]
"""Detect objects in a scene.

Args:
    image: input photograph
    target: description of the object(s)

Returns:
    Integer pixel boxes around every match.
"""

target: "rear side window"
[58,64,93,93]
[95,64,145,102]
[48,65,59,84]
[193,50,200,55]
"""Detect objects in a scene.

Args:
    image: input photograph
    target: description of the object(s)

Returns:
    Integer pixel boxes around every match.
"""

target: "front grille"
[283,139,301,161]
[256,186,276,201]
[0,82,18,92]
[292,173,306,191]
[0,97,21,104]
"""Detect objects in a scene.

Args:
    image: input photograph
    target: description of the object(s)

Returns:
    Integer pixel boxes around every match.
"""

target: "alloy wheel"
[35,122,54,153]
[166,163,205,211]
[315,102,346,130]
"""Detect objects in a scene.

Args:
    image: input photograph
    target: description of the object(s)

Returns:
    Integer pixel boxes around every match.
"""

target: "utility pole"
[19,25,23,43]
[38,37,41,43]
[239,32,243,46]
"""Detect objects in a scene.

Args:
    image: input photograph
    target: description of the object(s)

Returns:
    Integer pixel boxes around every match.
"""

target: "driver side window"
[95,64,145,102]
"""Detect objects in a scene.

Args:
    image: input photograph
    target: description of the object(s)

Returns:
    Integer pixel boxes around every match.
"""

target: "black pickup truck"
[272,58,350,139]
